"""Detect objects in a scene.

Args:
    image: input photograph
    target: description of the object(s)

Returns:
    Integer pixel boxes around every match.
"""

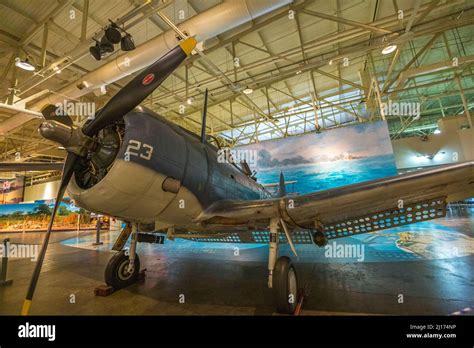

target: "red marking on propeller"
[142,73,155,86]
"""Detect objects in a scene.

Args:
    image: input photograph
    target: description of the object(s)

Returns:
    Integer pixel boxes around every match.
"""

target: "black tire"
[273,256,298,314]
[104,250,140,289]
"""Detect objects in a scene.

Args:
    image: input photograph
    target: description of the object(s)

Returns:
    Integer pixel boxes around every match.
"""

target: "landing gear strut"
[105,223,140,289]
[268,218,299,314]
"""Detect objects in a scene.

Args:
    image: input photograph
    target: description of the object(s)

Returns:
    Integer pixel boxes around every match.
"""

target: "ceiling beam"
[301,8,394,35]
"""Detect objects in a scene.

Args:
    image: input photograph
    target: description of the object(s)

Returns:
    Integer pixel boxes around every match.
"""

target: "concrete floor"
[0,208,473,316]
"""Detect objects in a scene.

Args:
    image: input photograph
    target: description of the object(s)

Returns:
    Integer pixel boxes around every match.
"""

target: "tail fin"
[278,171,286,197]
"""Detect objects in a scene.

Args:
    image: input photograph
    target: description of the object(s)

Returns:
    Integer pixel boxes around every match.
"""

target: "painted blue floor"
[62,205,474,264]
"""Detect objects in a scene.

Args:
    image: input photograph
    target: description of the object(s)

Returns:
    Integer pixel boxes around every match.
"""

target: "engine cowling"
[67,110,205,225]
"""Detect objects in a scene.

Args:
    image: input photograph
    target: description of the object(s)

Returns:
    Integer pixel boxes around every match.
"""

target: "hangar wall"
[392,115,474,169]
[23,180,69,202]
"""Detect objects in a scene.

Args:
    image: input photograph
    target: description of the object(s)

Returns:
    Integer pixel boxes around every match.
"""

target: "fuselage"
[67,107,271,231]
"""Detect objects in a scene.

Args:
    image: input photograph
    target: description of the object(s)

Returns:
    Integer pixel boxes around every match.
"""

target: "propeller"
[40,104,73,127]
[21,153,78,315]
[200,88,208,143]
[21,37,197,315]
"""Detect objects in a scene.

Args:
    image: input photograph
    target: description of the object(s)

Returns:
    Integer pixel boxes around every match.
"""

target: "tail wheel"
[105,250,140,289]
[273,256,298,314]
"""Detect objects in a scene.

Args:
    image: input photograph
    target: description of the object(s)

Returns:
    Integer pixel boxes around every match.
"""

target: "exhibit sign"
[238,120,398,194]
[0,176,25,204]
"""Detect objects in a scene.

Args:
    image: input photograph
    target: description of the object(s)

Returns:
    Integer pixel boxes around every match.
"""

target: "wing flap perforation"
[323,197,447,240]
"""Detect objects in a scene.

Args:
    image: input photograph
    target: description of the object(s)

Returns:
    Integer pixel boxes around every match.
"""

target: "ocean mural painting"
[238,120,398,194]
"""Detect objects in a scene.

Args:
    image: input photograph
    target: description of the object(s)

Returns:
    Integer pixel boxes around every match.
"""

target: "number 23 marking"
[125,140,154,161]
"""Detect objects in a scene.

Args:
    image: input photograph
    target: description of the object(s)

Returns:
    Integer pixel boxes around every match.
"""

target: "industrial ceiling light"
[90,37,114,61]
[100,36,115,53]
[105,22,122,44]
[243,87,253,94]
[15,57,35,71]
[89,40,104,61]
[121,33,135,51]
[382,44,397,55]
[90,21,135,60]
[433,129,441,134]
[186,97,194,105]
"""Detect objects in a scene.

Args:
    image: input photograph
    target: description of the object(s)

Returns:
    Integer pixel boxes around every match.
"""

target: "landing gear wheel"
[105,250,140,289]
[273,256,298,314]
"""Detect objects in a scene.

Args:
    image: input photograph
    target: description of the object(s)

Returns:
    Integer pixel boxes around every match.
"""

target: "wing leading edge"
[195,161,474,239]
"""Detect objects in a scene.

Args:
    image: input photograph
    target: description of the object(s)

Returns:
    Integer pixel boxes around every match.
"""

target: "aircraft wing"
[195,161,474,240]
[0,162,64,172]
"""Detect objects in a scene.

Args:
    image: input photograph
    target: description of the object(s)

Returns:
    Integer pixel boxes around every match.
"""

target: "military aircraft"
[7,36,472,315]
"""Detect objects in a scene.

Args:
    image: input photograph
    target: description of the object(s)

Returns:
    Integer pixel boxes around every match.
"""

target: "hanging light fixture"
[104,22,122,44]
[382,44,397,55]
[15,57,35,71]
[90,36,115,61]
[121,33,135,51]
[90,21,136,61]
[100,36,115,53]
[89,40,104,61]
[243,86,253,94]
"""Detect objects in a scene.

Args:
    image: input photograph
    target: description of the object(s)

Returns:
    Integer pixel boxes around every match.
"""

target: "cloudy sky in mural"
[241,121,394,169]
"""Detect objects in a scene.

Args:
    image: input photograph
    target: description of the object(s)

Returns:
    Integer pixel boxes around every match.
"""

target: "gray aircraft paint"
[68,108,271,228]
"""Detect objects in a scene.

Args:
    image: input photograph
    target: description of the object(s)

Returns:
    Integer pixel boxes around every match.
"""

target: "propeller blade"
[21,152,79,315]
[41,104,73,127]
[82,37,196,136]
[200,88,208,143]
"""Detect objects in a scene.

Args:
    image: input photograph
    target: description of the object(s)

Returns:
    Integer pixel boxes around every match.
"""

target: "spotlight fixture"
[90,21,136,61]
[89,40,104,61]
[382,44,397,55]
[105,22,122,44]
[121,33,135,51]
[100,36,115,53]
[186,97,194,105]
[89,37,114,61]
[15,57,35,71]
[243,87,253,94]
